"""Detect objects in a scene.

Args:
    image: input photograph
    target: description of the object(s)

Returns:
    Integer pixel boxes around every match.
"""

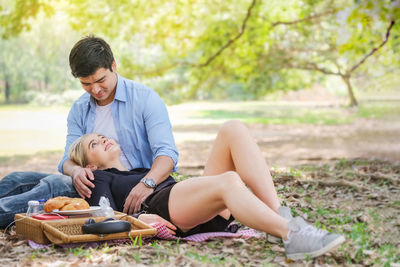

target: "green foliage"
[0,0,54,39]
[0,9,80,103]
[0,0,398,104]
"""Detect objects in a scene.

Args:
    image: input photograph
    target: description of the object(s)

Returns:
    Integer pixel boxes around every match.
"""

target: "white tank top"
[93,102,133,170]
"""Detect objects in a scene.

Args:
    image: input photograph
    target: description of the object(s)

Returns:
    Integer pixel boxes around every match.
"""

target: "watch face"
[143,178,156,188]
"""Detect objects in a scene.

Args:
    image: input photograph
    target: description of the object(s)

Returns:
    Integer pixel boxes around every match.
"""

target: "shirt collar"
[114,73,127,102]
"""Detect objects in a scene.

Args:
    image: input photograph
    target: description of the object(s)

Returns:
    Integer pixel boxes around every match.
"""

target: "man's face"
[78,61,117,106]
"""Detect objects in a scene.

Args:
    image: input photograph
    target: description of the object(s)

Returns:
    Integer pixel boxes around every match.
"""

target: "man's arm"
[123,155,174,214]
[144,89,179,170]
[123,88,178,214]
[63,159,95,199]
[142,155,174,185]
[59,99,95,199]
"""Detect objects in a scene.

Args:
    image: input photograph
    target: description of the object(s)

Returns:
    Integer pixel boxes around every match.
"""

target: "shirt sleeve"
[58,104,85,174]
[143,90,179,172]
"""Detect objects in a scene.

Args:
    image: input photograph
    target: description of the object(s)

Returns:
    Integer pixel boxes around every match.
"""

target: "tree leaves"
[0,0,398,104]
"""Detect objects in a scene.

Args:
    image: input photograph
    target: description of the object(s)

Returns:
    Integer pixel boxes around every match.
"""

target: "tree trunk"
[5,78,10,103]
[342,75,358,107]
[44,73,49,90]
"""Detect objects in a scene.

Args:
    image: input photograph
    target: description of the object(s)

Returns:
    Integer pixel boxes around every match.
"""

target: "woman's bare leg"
[168,171,289,238]
[203,120,280,212]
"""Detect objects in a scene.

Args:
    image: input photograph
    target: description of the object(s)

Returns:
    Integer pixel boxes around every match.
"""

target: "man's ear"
[111,60,117,72]
[86,164,98,171]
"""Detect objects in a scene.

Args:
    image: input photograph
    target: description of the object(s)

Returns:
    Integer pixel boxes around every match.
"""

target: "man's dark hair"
[69,35,114,78]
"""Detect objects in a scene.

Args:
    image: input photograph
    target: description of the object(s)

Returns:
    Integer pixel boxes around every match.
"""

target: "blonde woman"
[68,121,344,260]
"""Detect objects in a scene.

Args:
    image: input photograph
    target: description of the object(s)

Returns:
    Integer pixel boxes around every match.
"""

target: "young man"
[60,36,178,214]
[0,36,178,227]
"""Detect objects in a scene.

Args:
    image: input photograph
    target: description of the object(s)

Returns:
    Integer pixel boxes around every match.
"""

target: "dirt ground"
[177,118,400,176]
[0,117,399,266]
[2,117,398,177]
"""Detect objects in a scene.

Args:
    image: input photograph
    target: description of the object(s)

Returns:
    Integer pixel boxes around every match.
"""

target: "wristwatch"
[140,178,156,189]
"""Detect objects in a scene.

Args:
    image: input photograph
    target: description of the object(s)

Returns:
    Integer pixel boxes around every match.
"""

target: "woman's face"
[82,133,121,169]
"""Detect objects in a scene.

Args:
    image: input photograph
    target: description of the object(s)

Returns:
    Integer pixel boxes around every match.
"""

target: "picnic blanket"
[28,222,264,249]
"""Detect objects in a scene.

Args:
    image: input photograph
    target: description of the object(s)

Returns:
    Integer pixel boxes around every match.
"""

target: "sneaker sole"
[286,235,345,260]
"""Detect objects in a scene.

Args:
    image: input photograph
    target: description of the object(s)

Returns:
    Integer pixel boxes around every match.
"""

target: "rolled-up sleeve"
[58,105,85,174]
[143,90,179,171]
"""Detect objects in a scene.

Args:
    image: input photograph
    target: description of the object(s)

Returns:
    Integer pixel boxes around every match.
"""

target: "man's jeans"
[0,172,79,228]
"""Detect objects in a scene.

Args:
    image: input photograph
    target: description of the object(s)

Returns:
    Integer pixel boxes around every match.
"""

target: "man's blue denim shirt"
[58,74,178,173]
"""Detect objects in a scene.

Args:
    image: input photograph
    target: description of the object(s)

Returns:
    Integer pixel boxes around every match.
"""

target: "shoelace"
[298,225,327,239]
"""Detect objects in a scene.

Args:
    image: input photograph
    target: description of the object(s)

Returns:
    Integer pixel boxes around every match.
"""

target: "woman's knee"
[217,171,245,189]
[218,120,248,138]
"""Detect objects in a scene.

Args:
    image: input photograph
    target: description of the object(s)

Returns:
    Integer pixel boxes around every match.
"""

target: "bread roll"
[44,197,89,212]
[59,199,90,211]
[43,196,72,213]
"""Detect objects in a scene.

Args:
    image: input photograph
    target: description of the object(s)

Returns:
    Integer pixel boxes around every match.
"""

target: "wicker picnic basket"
[15,213,157,244]
[15,213,50,244]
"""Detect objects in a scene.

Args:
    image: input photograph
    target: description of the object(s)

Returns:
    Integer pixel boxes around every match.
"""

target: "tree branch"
[271,9,338,28]
[284,62,341,76]
[192,0,257,67]
[349,20,395,74]
[133,0,257,75]
[135,2,340,77]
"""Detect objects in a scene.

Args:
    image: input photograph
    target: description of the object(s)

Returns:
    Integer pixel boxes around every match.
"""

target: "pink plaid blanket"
[150,222,263,242]
[28,223,263,249]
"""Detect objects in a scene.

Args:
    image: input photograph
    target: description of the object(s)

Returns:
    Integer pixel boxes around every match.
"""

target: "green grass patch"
[192,101,400,125]
[0,150,63,166]
[357,102,400,120]
[195,108,354,125]
[0,104,70,112]
[185,251,227,264]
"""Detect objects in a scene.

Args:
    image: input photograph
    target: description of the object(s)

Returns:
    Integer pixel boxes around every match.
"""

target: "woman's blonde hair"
[68,135,89,168]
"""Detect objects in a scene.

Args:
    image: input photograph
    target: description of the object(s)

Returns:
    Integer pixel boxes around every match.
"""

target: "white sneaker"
[268,206,294,243]
[284,217,345,260]
[278,206,293,220]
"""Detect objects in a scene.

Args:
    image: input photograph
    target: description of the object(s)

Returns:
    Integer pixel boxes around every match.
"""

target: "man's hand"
[138,214,177,235]
[123,183,153,215]
[72,166,96,199]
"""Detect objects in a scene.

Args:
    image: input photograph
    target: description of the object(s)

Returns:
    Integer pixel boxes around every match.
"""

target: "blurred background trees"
[0,0,399,105]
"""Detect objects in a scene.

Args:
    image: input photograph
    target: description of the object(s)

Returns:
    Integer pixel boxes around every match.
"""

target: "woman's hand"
[72,166,96,199]
[138,214,177,235]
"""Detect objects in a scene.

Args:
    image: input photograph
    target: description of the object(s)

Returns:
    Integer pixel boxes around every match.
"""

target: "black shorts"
[142,184,235,237]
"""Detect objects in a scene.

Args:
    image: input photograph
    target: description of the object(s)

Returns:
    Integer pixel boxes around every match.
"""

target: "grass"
[0,105,68,157]
[193,101,400,125]
[67,246,92,257]
[357,102,400,120]
[0,100,398,157]
[0,104,70,112]
[196,108,354,125]
[172,159,399,265]
[0,150,62,166]
[7,159,398,266]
